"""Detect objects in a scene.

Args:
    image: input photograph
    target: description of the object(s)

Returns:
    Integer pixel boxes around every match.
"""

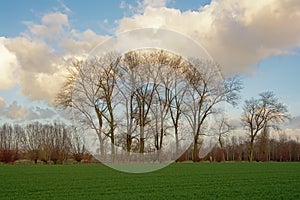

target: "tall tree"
[183,59,242,162]
[241,91,289,162]
[119,50,189,160]
[56,53,120,161]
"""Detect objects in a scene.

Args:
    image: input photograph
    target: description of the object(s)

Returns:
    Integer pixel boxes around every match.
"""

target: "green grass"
[0,162,300,199]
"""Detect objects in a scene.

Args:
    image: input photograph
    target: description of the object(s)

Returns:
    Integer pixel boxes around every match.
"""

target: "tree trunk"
[218,136,225,161]
[126,134,131,162]
[139,104,145,157]
[126,134,132,152]
[175,127,179,157]
[193,135,199,162]
[249,137,254,162]
[98,136,105,159]
[139,125,145,154]
[110,135,115,163]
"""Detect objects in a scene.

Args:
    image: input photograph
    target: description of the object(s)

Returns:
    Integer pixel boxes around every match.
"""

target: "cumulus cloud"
[0,38,19,89]
[0,101,56,121]
[26,106,57,121]
[118,0,300,75]
[22,12,69,40]
[2,12,108,104]
[4,36,65,102]
[63,29,109,57]
[5,101,28,119]
[0,97,4,107]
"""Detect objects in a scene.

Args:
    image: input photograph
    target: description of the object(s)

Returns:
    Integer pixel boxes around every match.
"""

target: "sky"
[0,0,299,133]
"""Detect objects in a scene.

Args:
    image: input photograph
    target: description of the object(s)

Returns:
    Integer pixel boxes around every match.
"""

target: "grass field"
[0,162,299,199]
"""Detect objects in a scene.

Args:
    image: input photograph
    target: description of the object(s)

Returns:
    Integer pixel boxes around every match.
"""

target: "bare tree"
[115,58,138,157]
[39,124,53,164]
[0,124,20,163]
[49,122,70,164]
[120,50,195,162]
[256,125,270,161]
[56,53,120,161]
[241,91,290,162]
[120,50,182,157]
[21,122,43,164]
[215,117,234,161]
[66,126,86,163]
[183,59,242,162]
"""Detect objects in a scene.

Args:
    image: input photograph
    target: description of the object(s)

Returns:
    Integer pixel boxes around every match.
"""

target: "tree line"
[0,122,89,164]
[0,121,299,164]
[181,131,300,162]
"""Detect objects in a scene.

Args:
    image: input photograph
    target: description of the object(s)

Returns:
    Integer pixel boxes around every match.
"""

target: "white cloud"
[118,0,300,75]
[25,106,56,121]
[58,0,72,14]
[4,36,65,102]
[22,12,69,40]
[120,0,169,15]
[5,101,28,119]
[0,38,19,89]
[2,12,107,104]
[139,0,168,8]
[0,97,5,107]
[0,101,56,121]
[120,1,126,9]
[63,29,109,57]
[6,37,59,74]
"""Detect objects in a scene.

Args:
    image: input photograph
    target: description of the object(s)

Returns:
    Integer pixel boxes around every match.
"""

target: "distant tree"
[39,124,52,164]
[49,122,70,164]
[216,117,234,161]
[67,126,87,163]
[21,122,43,164]
[0,124,21,164]
[241,92,290,162]
[296,136,300,161]
[256,125,270,161]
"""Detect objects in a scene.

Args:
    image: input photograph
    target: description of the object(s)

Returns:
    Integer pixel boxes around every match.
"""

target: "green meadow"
[0,162,299,199]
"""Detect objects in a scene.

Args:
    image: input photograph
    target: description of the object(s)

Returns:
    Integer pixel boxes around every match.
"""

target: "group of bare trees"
[55,49,241,163]
[203,91,291,162]
[0,122,88,164]
[56,49,294,163]
[208,132,300,162]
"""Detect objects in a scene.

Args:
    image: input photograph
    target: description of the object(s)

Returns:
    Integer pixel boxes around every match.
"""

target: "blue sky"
[0,0,299,125]
[0,0,211,36]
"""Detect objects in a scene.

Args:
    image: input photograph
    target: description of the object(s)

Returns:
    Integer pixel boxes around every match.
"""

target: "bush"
[0,149,17,164]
